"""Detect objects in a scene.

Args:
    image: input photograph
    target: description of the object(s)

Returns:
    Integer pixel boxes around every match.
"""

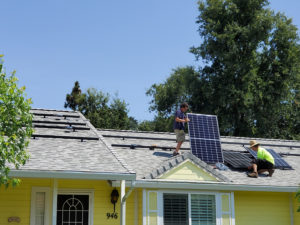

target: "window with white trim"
[30,187,50,225]
[163,193,216,225]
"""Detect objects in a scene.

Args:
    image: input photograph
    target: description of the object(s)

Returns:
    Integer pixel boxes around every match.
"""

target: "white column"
[120,180,126,225]
[52,179,58,225]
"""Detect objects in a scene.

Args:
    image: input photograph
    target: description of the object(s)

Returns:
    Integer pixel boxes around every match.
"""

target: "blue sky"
[1,0,300,121]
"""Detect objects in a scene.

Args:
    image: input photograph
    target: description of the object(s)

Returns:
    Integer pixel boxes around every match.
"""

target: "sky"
[1,0,300,121]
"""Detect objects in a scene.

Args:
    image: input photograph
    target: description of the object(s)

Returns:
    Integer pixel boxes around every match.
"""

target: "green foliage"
[65,82,134,130]
[64,81,82,111]
[147,0,300,139]
[138,113,175,132]
[0,56,33,187]
[296,189,300,212]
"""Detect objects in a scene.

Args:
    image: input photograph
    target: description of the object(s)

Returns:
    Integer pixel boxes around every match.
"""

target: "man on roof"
[247,140,275,178]
[173,102,190,156]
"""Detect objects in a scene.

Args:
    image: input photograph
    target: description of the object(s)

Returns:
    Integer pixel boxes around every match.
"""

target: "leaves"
[147,0,300,139]
[0,56,33,187]
[64,82,136,130]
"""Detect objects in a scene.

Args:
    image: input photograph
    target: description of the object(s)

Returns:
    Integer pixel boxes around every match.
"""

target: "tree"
[0,56,33,187]
[147,0,300,139]
[64,82,134,130]
[64,81,82,111]
[296,189,300,212]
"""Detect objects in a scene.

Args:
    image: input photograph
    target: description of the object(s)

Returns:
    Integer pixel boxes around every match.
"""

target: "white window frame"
[157,190,222,225]
[57,189,94,225]
[30,187,51,225]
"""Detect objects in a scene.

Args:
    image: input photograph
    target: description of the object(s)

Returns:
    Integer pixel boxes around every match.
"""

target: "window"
[30,187,50,225]
[164,194,188,225]
[163,193,216,225]
[57,194,89,225]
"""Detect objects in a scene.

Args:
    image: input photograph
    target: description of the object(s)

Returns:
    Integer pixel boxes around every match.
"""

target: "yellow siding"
[58,179,122,225]
[159,160,218,181]
[234,191,291,225]
[294,193,300,225]
[0,178,52,225]
[0,178,143,225]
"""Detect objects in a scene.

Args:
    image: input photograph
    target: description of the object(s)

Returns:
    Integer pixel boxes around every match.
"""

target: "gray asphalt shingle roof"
[97,129,300,187]
[15,108,300,187]
[16,109,134,175]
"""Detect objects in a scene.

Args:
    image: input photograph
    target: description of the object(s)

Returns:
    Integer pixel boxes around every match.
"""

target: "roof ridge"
[99,128,300,144]
[143,152,230,182]
[31,108,77,113]
[77,112,136,174]
[221,135,300,143]
[97,128,175,135]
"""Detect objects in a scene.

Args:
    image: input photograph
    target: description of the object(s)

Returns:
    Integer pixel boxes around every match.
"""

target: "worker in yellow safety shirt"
[247,140,275,178]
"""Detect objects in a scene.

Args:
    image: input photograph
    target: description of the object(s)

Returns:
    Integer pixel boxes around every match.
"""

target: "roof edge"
[111,180,299,192]
[9,170,136,181]
[144,152,231,182]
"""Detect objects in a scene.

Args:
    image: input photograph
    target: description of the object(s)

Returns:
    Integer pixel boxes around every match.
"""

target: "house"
[1,109,299,225]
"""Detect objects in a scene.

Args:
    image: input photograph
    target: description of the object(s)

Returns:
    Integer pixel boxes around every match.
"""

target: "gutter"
[111,180,298,192]
[9,170,136,181]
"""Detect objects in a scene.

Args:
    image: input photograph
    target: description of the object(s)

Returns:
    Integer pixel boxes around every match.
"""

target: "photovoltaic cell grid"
[245,147,292,170]
[223,151,253,169]
[187,113,224,164]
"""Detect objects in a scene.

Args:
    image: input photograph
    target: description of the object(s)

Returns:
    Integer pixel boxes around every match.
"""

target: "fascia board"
[111,180,298,192]
[9,170,136,181]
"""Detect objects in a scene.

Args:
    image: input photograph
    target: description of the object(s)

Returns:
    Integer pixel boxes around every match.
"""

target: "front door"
[57,194,89,225]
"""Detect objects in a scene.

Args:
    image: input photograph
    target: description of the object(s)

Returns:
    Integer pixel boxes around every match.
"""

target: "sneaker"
[268,169,275,177]
[247,172,258,178]
[173,151,180,156]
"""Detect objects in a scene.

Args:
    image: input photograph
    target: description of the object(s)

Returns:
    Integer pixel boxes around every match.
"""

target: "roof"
[97,129,300,189]
[11,109,135,180]
[144,151,230,182]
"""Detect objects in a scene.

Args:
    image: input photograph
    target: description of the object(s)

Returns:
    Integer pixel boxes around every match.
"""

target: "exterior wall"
[0,178,140,225]
[0,178,52,225]
[1,178,298,225]
[234,191,291,225]
[294,193,300,225]
[159,161,217,181]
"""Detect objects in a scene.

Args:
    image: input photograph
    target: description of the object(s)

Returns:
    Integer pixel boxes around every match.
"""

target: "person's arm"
[175,117,189,122]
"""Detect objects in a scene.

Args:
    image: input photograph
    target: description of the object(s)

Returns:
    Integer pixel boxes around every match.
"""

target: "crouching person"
[248,140,275,178]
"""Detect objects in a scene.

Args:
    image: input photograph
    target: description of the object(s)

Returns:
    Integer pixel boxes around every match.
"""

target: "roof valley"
[77,111,135,174]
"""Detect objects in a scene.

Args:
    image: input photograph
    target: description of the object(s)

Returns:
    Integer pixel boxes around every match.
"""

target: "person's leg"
[175,142,183,153]
[174,129,185,155]
[253,164,258,173]
[257,169,268,174]
[248,163,258,177]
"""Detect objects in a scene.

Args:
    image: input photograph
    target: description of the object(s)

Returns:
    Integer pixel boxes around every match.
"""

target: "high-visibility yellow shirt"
[257,147,275,165]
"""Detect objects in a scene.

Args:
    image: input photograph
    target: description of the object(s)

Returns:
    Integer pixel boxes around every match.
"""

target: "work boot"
[247,172,258,178]
[268,169,275,177]
[173,151,180,156]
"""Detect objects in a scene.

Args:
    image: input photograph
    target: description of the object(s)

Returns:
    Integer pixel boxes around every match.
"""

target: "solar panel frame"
[187,113,224,164]
[244,147,293,170]
[265,148,293,170]
[223,151,253,169]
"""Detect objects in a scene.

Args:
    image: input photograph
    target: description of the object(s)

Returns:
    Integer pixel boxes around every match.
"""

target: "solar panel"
[187,113,224,164]
[265,149,293,170]
[223,151,253,169]
[245,147,292,170]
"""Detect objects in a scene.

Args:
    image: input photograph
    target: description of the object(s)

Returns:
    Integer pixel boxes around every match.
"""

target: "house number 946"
[107,212,118,219]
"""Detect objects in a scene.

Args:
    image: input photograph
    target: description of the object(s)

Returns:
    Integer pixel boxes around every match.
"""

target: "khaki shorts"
[175,129,185,142]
